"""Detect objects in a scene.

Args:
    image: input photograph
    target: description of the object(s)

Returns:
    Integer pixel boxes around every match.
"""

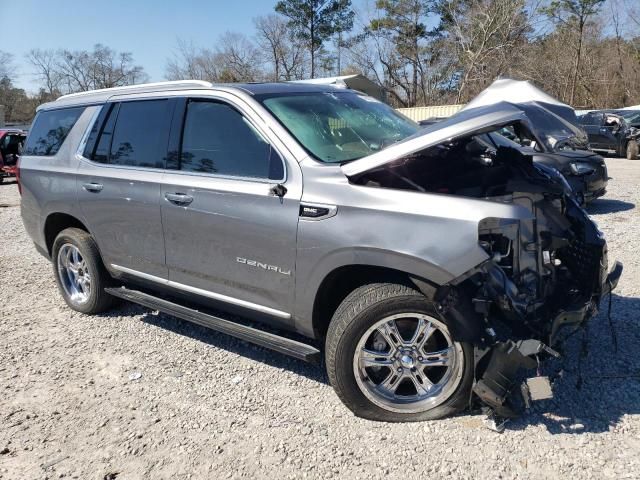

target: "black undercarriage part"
[472,340,558,419]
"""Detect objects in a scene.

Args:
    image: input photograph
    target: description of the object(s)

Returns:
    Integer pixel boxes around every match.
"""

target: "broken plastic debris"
[128,371,142,381]
[483,412,508,433]
[231,375,244,384]
[526,376,553,401]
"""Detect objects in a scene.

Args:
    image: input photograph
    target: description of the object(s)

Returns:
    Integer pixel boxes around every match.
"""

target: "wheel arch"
[310,263,442,342]
[44,212,91,256]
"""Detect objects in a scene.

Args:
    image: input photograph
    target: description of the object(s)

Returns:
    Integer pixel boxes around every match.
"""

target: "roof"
[232,82,342,95]
[40,80,346,111]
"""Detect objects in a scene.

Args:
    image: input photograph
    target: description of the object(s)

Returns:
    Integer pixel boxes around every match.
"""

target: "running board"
[105,287,321,364]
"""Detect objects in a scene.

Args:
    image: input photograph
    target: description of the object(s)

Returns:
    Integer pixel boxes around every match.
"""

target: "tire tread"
[325,282,473,422]
[52,227,116,314]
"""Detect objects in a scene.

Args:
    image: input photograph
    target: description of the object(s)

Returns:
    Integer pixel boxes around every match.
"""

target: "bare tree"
[28,44,148,94]
[89,44,147,88]
[166,33,262,83]
[438,0,534,103]
[28,49,61,94]
[165,39,220,81]
[254,14,307,81]
[215,32,262,82]
[0,50,14,80]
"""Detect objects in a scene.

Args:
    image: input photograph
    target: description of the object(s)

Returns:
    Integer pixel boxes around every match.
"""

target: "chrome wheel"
[57,243,91,305]
[353,313,464,413]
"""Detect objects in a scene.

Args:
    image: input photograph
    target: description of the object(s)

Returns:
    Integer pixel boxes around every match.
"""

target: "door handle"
[82,182,103,192]
[164,192,194,206]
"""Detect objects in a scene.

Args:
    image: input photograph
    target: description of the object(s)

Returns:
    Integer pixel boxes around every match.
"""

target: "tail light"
[15,156,22,195]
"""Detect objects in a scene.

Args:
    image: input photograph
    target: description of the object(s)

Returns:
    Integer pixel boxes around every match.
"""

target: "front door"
[160,97,301,323]
[77,99,174,278]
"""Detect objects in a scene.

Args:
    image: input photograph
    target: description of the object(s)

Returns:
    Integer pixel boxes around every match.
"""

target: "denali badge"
[237,257,291,276]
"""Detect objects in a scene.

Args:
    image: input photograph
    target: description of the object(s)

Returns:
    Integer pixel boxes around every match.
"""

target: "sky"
[2,0,286,92]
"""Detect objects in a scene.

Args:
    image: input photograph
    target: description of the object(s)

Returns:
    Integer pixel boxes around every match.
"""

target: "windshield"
[619,110,640,123]
[259,91,419,163]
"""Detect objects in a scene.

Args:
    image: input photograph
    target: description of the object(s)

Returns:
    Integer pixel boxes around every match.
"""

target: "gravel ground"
[1,159,639,480]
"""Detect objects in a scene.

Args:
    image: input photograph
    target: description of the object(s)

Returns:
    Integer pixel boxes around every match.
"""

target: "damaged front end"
[344,101,623,425]
[443,171,622,421]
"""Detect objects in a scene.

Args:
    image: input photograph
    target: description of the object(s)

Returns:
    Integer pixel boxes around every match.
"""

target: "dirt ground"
[1,158,639,479]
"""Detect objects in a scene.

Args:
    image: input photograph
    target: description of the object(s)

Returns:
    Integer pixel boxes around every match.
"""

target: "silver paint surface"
[21,82,544,338]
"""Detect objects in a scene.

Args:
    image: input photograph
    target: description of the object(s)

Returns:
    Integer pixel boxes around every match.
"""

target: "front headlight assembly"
[569,161,595,176]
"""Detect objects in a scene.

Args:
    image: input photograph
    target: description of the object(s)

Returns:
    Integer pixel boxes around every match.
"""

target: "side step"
[105,287,321,364]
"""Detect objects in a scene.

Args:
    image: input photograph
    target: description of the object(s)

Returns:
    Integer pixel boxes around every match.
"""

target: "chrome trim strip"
[110,264,291,319]
[77,154,283,185]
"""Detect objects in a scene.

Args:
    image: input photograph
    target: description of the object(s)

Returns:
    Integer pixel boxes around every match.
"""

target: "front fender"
[293,246,461,337]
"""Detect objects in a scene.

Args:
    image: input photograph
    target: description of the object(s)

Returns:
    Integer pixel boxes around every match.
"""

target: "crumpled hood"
[342,102,537,177]
[547,149,602,163]
[341,78,589,178]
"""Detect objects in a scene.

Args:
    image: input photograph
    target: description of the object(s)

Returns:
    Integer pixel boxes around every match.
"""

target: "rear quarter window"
[23,107,85,156]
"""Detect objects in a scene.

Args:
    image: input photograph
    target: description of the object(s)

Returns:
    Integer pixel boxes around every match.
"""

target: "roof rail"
[56,80,213,102]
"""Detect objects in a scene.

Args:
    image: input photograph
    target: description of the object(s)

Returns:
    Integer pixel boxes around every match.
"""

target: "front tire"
[626,140,639,160]
[52,227,116,314]
[325,283,473,422]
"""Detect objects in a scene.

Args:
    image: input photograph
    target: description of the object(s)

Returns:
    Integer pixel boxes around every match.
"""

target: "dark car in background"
[418,121,608,205]
[484,131,607,204]
[0,129,27,184]
[617,109,640,128]
[424,79,608,204]
[579,110,639,159]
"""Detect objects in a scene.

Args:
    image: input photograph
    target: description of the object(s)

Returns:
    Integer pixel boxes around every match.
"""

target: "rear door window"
[108,100,170,169]
[23,107,85,156]
[83,100,171,168]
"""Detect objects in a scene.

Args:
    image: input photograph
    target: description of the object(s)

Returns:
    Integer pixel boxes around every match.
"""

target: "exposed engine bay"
[351,132,623,427]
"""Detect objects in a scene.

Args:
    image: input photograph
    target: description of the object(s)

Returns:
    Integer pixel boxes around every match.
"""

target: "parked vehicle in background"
[616,110,640,129]
[19,81,621,423]
[0,129,27,184]
[485,131,607,205]
[419,80,608,205]
[579,111,639,159]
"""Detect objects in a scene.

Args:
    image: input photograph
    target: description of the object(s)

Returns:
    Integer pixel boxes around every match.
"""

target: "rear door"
[77,98,175,278]
[160,96,301,323]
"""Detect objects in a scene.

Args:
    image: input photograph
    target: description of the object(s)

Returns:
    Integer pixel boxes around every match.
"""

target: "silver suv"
[20,80,621,422]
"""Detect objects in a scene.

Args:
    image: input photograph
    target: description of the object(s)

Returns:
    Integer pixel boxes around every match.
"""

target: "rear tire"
[325,282,473,422]
[626,140,639,160]
[52,227,116,314]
